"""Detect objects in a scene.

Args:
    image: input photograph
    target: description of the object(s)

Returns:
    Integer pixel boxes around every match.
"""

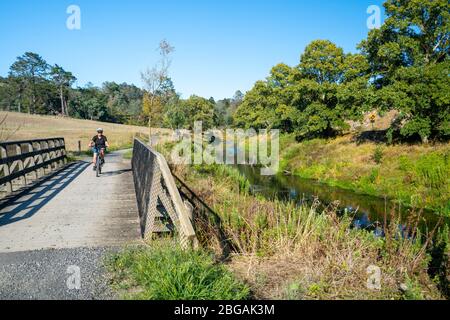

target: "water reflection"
[237,165,448,233]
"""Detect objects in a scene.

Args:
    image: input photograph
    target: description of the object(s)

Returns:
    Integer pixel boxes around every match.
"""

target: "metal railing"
[0,138,67,195]
[131,138,198,249]
[173,173,233,260]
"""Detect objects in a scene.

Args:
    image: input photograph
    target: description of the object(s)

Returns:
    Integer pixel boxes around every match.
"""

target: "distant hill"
[0,112,172,151]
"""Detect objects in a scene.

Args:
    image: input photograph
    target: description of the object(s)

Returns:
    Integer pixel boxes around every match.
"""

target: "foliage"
[186,95,216,130]
[0,47,234,130]
[235,0,449,143]
[373,146,384,164]
[359,0,450,142]
[234,40,371,139]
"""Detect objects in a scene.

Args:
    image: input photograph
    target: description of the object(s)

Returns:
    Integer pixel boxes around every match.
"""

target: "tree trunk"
[60,86,65,115]
[17,93,21,113]
[421,135,429,144]
[64,99,69,116]
[29,95,34,114]
[148,117,152,147]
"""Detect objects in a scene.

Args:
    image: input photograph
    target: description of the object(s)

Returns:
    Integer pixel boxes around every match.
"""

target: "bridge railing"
[173,173,233,259]
[0,138,67,195]
[131,138,198,249]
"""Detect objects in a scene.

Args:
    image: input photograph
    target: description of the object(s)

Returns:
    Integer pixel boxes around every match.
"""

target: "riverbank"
[279,134,450,216]
[171,163,446,300]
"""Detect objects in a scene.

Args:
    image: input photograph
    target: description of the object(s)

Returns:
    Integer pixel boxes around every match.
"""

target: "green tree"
[234,41,370,138]
[9,52,49,114]
[69,84,108,121]
[359,0,450,142]
[181,95,215,130]
[50,64,76,116]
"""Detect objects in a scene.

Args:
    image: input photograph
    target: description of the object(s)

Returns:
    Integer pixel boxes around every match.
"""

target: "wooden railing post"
[61,138,67,165]
[27,142,38,181]
[44,140,52,173]
[35,142,44,178]
[0,146,12,193]
[15,144,27,186]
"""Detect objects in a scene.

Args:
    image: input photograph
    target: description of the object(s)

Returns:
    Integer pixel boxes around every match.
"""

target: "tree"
[51,64,76,116]
[0,76,22,112]
[234,40,370,138]
[163,94,185,129]
[102,82,145,124]
[69,84,108,121]
[359,0,449,142]
[234,80,280,130]
[141,40,175,144]
[181,95,215,130]
[300,40,346,84]
[9,52,49,114]
[142,91,163,127]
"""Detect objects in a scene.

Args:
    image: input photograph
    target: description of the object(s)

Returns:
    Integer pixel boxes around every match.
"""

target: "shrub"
[372,146,384,164]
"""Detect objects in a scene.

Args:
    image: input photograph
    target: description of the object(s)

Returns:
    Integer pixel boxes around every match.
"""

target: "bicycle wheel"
[96,153,100,177]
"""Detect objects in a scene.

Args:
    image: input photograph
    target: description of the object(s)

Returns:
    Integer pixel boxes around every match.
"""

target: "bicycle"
[94,148,105,177]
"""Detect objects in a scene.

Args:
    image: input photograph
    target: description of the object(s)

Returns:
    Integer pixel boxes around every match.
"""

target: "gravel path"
[0,247,118,300]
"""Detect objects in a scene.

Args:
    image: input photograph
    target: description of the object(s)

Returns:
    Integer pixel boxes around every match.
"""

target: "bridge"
[0,137,203,299]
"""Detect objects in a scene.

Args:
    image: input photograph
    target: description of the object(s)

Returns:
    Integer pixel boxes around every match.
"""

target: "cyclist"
[89,128,109,171]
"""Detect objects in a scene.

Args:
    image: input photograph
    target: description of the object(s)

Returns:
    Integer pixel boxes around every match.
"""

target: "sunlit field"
[0,111,172,151]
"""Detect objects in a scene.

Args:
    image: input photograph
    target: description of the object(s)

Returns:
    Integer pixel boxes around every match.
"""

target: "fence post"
[35,142,44,178]
[184,200,199,250]
[28,142,38,181]
[0,146,12,193]
[54,139,62,168]
[44,140,51,173]
[15,144,27,186]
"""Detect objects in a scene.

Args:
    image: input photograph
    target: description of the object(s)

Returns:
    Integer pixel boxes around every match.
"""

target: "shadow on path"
[0,161,89,228]
[100,168,132,178]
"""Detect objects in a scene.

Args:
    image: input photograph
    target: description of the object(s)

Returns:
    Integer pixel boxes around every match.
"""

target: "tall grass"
[106,241,250,300]
[279,134,450,215]
[179,163,445,300]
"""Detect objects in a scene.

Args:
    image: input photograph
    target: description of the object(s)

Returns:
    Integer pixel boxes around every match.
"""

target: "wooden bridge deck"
[0,150,141,253]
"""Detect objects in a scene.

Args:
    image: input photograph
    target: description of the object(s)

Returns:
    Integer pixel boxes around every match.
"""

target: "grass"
[122,149,133,160]
[0,111,172,152]
[105,241,250,300]
[278,134,450,216]
[171,163,446,300]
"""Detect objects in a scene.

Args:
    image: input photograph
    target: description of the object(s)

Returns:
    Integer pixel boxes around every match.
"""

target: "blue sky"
[0,0,384,99]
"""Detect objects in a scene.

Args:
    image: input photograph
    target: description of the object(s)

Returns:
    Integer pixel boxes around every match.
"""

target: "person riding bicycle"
[89,128,109,171]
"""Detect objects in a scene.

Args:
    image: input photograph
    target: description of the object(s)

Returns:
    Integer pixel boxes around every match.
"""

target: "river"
[237,165,448,233]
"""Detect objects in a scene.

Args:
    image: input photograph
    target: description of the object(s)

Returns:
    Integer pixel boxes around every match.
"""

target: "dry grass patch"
[0,111,173,151]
